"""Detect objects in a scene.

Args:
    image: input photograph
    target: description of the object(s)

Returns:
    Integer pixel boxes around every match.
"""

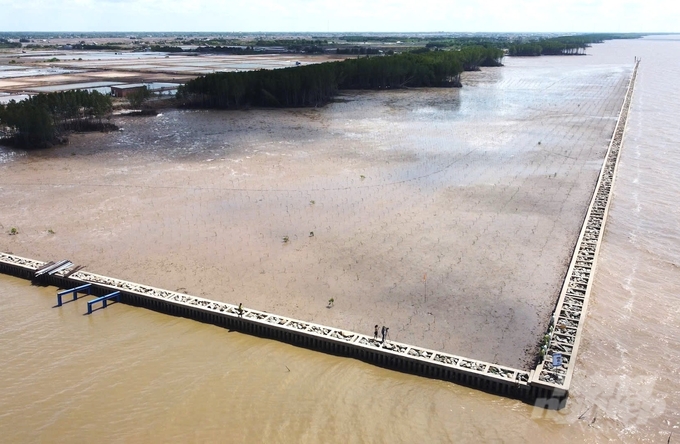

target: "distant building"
[111,84,147,98]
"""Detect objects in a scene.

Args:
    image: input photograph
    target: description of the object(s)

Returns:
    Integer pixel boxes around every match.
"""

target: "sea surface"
[1,37,678,442]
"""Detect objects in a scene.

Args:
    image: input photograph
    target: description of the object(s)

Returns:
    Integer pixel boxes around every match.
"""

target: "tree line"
[177,46,504,109]
[150,45,184,52]
[130,33,643,58]
[0,90,113,148]
[73,43,124,50]
[508,33,642,56]
[336,47,384,55]
[0,38,21,48]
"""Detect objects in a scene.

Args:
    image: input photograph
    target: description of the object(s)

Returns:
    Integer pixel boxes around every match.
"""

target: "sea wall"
[530,60,640,394]
[0,251,554,402]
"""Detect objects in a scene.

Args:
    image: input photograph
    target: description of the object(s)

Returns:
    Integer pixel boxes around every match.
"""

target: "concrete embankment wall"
[530,60,640,395]
[0,252,558,402]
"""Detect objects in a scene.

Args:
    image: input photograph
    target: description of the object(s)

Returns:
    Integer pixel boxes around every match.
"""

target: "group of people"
[374,324,389,343]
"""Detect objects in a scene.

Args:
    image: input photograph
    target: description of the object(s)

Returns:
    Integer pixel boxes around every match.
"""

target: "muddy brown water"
[0,47,631,370]
[1,37,678,442]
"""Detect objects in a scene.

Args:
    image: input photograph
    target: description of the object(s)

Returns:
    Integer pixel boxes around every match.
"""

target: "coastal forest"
[0,32,641,148]
[0,90,113,148]
[508,34,640,56]
[177,45,504,109]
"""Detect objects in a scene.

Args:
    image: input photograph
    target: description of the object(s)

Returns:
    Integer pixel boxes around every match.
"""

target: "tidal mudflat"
[0,55,631,369]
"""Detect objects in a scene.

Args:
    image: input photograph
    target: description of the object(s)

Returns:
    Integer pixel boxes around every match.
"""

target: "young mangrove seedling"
[8,227,18,235]
[282,235,290,243]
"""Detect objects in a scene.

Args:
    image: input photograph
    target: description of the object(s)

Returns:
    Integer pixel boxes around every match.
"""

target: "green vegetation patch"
[508,33,643,56]
[178,46,504,109]
[0,90,113,148]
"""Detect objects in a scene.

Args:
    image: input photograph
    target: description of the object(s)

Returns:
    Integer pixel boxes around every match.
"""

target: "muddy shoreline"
[0,62,631,369]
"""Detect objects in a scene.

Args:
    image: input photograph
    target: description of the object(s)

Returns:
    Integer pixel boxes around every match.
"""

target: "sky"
[0,0,678,33]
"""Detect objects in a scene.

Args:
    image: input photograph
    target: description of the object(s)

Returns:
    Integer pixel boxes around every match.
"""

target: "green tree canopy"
[0,90,113,148]
[178,46,504,110]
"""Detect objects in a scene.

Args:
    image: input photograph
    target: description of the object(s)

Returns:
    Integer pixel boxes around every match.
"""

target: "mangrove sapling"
[8,227,18,235]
